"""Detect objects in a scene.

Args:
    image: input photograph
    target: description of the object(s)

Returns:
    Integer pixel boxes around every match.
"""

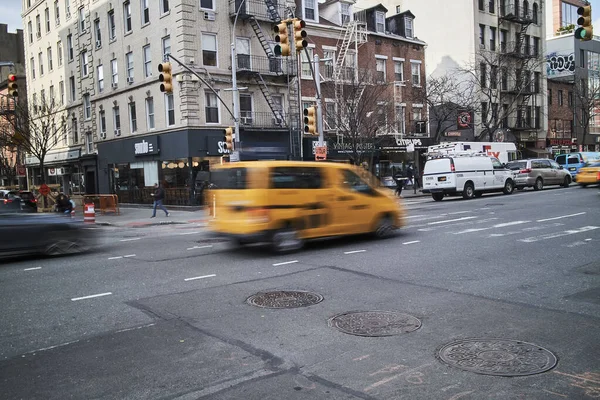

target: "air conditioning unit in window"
[96,40,101,48]
[111,82,118,89]
[127,77,134,84]
[240,116,253,125]
[204,11,216,21]
[114,129,121,136]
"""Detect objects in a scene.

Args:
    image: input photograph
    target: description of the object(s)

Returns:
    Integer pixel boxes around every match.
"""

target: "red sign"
[17,165,26,176]
[457,111,472,128]
[315,146,327,161]
[39,184,50,196]
[549,138,573,146]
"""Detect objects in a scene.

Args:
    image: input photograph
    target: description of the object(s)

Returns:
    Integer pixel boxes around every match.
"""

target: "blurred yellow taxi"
[207,161,405,252]
[575,161,600,187]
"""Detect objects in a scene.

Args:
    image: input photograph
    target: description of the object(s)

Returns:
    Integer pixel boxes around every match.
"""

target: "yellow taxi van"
[206,161,406,252]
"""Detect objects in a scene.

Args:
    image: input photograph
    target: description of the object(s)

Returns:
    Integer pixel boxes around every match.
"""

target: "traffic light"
[224,126,234,151]
[293,19,307,52]
[575,5,593,41]
[158,62,173,93]
[7,74,18,97]
[303,106,317,135]
[274,21,290,57]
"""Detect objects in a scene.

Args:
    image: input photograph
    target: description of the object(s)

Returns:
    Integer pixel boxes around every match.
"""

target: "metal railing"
[238,111,286,128]
[499,4,541,24]
[236,54,296,76]
[501,41,538,57]
[228,0,286,22]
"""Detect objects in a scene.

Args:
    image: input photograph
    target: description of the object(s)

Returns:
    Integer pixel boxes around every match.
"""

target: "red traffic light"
[8,74,17,82]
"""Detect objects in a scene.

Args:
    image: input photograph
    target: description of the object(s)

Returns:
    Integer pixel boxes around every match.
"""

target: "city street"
[1,186,599,399]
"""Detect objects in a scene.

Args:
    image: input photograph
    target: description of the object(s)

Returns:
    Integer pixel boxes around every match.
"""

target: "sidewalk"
[93,206,209,228]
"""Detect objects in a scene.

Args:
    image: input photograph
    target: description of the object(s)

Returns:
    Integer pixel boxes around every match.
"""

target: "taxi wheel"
[374,216,396,239]
[272,227,303,253]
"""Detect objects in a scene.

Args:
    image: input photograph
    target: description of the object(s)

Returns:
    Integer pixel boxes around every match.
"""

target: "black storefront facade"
[97,127,290,205]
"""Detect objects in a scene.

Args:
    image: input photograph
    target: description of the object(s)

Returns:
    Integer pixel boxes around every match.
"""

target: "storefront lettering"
[395,138,422,146]
[217,141,231,154]
[134,139,154,155]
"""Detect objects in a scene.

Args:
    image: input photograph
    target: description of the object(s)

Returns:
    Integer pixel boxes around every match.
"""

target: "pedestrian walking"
[150,183,170,218]
[406,164,414,187]
[394,175,404,198]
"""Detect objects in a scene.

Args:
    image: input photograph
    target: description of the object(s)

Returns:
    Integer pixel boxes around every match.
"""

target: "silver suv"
[506,159,571,190]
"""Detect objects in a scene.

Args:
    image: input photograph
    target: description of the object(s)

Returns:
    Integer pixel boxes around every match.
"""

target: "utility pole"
[313,54,324,147]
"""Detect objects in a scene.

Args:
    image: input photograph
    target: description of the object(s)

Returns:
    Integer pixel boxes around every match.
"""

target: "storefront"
[25,148,95,195]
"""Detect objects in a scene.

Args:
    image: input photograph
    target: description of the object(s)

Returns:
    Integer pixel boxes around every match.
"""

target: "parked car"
[0,191,22,212]
[575,161,600,187]
[555,152,600,178]
[506,159,571,190]
[0,212,99,258]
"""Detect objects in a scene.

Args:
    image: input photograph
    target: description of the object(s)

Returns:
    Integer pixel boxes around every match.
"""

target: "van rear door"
[423,158,456,192]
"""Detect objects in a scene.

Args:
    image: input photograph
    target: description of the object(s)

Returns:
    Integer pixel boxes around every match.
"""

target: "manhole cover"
[328,311,421,337]
[438,339,557,377]
[246,291,324,309]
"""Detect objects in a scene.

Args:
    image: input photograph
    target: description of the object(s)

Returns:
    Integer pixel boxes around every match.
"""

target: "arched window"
[515,0,519,16]
[532,3,539,24]
[523,0,529,17]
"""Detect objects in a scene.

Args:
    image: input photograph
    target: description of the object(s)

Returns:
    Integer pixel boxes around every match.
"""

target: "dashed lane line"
[184,274,216,282]
[273,260,299,266]
[402,241,420,245]
[519,226,599,243]
[427,216,477,225]
[178,231,200,235]
[536,212,586,222]
[23,267,42,271]
[71,292,112,301]
[120,238,142,242]
[453,220,530,235]
[187,245,213,251]
[344,250,367,254]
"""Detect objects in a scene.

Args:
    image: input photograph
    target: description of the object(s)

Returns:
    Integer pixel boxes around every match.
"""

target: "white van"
[422,153,516,201]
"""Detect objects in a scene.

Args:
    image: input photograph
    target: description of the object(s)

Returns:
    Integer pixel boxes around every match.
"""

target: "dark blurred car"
[0,212,99,258]
[18,191,38,212]
[0,191,22,212]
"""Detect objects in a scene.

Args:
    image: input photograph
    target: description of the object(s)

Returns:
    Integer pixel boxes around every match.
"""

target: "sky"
[0,0,599,33]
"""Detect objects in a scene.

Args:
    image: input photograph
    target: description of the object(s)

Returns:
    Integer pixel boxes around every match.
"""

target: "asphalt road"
[1,186,599,399]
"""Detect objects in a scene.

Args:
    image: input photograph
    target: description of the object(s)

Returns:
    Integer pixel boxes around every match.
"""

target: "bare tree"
[573,72,600,148]
[459,40,547,142]
[321,69,397,166]
[423,75,477,142]
[0,147,18,186]
[0,94,66,185]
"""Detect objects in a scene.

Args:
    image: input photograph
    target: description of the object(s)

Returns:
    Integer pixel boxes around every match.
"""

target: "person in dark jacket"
[150,183,170,218]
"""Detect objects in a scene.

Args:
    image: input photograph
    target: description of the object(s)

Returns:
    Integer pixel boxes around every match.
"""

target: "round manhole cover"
[328,311,421,337]
[438,339,557,376]
[246,291,324,309]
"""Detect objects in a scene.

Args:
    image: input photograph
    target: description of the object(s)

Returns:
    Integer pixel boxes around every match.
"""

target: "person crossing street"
[150,183,170,218]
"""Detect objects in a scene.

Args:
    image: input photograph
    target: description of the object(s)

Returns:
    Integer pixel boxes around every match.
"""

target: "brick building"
[546,79,574,151]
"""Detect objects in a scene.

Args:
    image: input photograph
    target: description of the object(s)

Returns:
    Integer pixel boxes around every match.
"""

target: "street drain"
[328,311,421,337]
[437,338,557,377]
[246,291,324,309]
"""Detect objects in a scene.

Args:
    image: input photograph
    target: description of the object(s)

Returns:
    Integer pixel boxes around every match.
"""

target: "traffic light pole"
[313,55,324,147]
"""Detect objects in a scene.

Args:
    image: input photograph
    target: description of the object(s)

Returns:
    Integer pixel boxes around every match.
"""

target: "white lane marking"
[108,256,123,260]
[273,260,299,266]
[567,241,588,248]
[178,231,200,235]
[585,238,592,241]
[115,323,156,333]
[403,240,420,245]
[71,292,113,301]
[454,220,530,235]
[23,267,42,271]
[404,214,426,219]
[428,216,477,225]
[479,207,491,210]
[536,212,586,222]
[520,226,599,243]
[448,211,472,215]
[488,223,564,237]
[120,238,141,242]
[344,250,366,254]
[187,245,213,251]
[494,221,530,228]
[184,274,216,281]
[413,217,499,231]
[123,254,136,258]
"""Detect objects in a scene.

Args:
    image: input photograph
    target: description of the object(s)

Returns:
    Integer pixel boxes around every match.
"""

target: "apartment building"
[356,0,548,156]
[22,0,296,204]
[295,0,429,172]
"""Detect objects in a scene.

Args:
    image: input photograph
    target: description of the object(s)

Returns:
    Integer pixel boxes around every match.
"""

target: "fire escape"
[498,0,540,140]
[331,13,368,143]
[230,0,301,157]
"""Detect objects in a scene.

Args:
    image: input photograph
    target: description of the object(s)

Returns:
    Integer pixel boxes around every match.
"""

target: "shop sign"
[330,142,375,154]
[217,141,231,154]
[17,165,26,176]
[134,137,159,156]
[549,138,573,146]
[395,138,423,147]
[445,131,462,137]
[48,167,65,176]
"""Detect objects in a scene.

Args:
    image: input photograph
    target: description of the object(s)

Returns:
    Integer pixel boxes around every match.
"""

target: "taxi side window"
[342,170,374,195]
[271,167,323,189]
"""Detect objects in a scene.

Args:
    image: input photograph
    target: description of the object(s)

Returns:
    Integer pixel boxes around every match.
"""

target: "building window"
[501,67,507,90]
[38,52,44,75]
[97,65,104,92]
[489,27,496,51]
[375,11,385,33]
[69,76,76,101]
[239,94,253,123]
[532,3,538,24]
[478,0,484,11]
[32,93,37,114]
[36,14,41,37]
[45,7,50,32]
[480,63,487,88]
[67,34,73,61]
[124,1,132,33]
[57,41,63,66]
[143,45,152,77]
[490,65,498,89]
[113,107,121,132]
[304,0,315,20]
[200,0,214,10]
[489,0,495,13]
[160,0,170,14]
[162,36,171,59]
[341,3,350,24]
[166,93,175,125]
[202,33,217,66]
[65,0,71,18]
[86,132,94,153]
[410,62,420,86]
[47,47,53,71]
[412,107,422,123]
[78,7,85,32]
[500,29,507,52]
[146,97,155,129]
[568,91,573,107]
[111,58,118,85]
[141,0,150,24]
[129,102,137,132]
[205,92,218,123]
[481,102,488,122]
[99,110,106,136]
[94,19,102,46]
[404,17,413,38]
[547,88,552,105]
[72,117,78,143]
[83,94,91,119]
[30,57,36,79]
[49,85,55,105]
[376,58,386,82]
[561,2,578,27]
[558,90,563,106]
[81,51,89,76]
[534,72,540,93]
[54,1,60,25]
[301,47,314,78]
[479,24,485,47]
[394,61,404,81]
[108,10,116,40]
[325,102,336,130]
[532,37,539,56]
[126,52,134,79]
[59,81,64,105]
[28,21,33,43]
